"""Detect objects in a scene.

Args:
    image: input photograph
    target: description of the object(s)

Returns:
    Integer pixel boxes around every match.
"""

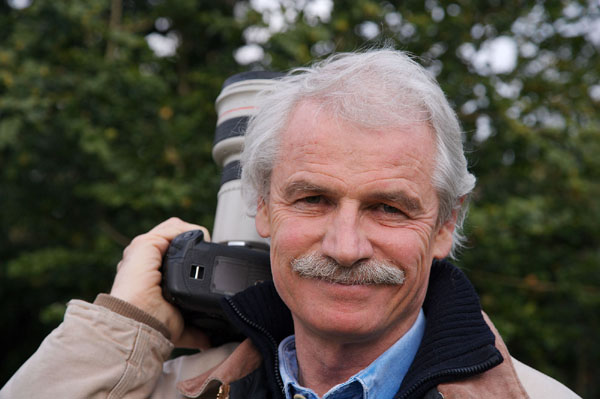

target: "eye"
[294,195,329,212]
[376,203,405,216]
[302,195,323,204]
[382,204,402,213]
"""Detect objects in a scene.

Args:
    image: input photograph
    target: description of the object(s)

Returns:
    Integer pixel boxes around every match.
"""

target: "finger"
[127,219,210,257]
[149,217,210,242]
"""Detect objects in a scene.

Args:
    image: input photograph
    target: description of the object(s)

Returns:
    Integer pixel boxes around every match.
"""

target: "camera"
[161,71,282,343]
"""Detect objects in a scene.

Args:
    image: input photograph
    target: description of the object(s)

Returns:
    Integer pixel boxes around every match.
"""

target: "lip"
[313,278,383,298]
[305,274,401,287]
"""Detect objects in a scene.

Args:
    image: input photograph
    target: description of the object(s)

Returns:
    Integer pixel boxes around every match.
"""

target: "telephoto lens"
[212,71,283,247]
[160,71,283,345]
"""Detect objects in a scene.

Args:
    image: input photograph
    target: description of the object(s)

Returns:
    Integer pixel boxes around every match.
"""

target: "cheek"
[268,216,325,296]
[270,258,287,296]
[270,212,324,252]
[267,222,302,282]
[269,234,306,313]
[373,225,433,261]
[269,229,313,282]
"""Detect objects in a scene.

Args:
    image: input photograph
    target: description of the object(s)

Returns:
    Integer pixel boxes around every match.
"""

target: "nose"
[321,202,374,267]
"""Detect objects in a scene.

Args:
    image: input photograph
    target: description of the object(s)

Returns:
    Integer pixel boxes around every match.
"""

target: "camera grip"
[161,230,271,344]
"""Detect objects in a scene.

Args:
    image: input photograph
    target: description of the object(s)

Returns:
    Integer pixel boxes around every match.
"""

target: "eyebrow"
[283,180,424,214]
[283,180,330,199]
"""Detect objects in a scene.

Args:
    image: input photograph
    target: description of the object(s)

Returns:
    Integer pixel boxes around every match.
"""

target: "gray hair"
[240,49,476,258]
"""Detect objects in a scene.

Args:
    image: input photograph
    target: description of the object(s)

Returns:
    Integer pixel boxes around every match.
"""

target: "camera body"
[161,229,270,343]
[161,71,281,342]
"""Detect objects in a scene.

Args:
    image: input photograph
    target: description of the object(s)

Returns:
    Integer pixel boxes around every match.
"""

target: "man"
[1,50,579,398]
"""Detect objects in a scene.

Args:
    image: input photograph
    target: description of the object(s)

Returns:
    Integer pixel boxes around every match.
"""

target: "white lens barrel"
[212,71,281,246]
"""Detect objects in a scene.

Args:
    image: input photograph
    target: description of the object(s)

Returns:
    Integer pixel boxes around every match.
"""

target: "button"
[293,395,307,399]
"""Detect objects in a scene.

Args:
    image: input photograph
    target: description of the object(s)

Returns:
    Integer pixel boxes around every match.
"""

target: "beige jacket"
[0,297,581,399]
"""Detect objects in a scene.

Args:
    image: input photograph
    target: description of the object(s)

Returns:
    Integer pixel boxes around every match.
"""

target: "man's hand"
[110,217,210,348]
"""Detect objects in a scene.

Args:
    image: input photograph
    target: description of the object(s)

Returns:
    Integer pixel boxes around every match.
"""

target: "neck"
[295,339,368,396]
[292,313,419,397]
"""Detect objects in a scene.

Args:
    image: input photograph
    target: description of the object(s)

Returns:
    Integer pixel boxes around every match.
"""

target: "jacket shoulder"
[512,357,581,399]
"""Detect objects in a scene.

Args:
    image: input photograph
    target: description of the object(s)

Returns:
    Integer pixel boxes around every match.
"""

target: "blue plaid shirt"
[278,309,426,399]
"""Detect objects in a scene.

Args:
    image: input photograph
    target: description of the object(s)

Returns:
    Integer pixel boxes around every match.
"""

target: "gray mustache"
[291,253,405,286]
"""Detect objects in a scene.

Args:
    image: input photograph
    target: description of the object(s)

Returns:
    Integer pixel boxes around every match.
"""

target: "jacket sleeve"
[0,299,174,399]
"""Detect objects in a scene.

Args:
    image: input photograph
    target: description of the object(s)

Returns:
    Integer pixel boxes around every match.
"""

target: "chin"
[303,309,390,342]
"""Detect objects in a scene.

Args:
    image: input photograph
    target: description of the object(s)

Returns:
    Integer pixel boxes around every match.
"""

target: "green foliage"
[0,0,239,381]
[1,0,598,396]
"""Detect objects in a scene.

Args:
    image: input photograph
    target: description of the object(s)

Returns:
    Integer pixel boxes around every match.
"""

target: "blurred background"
[1,0,598,396]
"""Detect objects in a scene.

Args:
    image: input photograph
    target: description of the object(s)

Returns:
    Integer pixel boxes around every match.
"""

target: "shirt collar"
[278,308,426,399]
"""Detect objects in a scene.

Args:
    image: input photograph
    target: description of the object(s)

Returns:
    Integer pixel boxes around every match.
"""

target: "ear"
[432,217,456,259]
[255,197,271,238]
[432,198,464,259]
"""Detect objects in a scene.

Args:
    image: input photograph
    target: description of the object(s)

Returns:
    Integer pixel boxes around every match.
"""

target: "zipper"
[396,353,502,399]
[217,384,230,399]
[226,297,286,394]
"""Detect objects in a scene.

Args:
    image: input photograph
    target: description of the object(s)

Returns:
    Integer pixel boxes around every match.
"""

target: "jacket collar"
[397,259,503,398]
[221,259,503,399]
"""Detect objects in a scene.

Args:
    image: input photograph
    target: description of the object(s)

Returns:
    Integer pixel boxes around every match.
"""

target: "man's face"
[255,101,455,345]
